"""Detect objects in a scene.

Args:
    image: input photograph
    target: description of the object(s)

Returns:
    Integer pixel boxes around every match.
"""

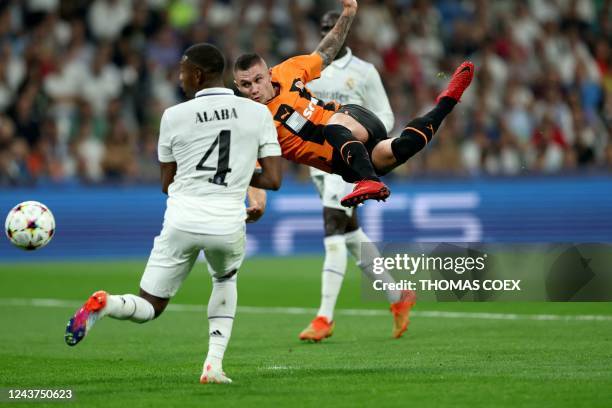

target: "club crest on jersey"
[290,78,314,99]
[196,108,238,123]
[292,80,305,91]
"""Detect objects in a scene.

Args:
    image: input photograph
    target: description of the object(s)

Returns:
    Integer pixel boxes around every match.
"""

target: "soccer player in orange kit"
[234,0,474,207]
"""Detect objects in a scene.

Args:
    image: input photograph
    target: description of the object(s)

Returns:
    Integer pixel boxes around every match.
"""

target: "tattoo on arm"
[315,12,355,68]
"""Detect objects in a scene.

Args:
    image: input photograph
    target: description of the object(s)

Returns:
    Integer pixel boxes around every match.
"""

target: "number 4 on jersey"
[196,130,232,186]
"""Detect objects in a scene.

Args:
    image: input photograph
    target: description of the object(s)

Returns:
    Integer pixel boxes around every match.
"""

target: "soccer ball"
[5,201,55,250]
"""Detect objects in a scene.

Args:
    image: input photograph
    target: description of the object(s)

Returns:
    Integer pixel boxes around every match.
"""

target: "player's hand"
[340,0,357,15]
[246,202,265,223]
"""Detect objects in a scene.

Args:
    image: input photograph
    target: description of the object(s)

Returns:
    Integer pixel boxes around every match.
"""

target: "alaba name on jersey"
[158,87,280,235]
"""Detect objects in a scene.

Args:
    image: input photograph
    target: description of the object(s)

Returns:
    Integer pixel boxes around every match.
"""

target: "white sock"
[206,274,237,369]
[104,294,155,323]
[316,235,348,321]
[345,228,401,303]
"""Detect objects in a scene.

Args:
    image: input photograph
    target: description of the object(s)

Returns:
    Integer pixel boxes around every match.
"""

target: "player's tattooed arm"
[314,0,357,68]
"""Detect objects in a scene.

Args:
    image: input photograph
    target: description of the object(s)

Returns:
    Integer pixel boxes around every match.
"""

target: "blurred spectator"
[88,0,133,42]
[101,120,137,181]
[0,0,610,187]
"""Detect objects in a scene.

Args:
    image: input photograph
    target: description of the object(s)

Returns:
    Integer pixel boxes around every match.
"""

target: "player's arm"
[246,186,267,223]
[157,110,176,195]
[250,106,283,191]
[249,156,282,190]
[314,0,358,69]
[160,162,177,194]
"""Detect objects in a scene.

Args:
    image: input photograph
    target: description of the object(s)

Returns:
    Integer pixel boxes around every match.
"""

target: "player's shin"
[390,97,457,164]
[344,228,401,303]
[205,274,237,369]
[323,124,379,181]
[317,235,348,321]
[104,294,155,323]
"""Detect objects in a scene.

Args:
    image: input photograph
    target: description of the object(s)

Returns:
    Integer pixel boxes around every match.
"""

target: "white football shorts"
[310,167,354,216]
[140,224,246,298]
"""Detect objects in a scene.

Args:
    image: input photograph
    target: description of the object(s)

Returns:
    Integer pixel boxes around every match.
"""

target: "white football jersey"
[307,48,394,177]
[307,48,394,132]
[157,87,281,235]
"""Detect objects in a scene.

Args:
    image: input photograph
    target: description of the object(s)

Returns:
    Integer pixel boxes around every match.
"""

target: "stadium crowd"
[0,0,611,186]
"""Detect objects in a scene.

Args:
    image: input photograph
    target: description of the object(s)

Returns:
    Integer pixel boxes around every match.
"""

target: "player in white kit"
[300,11,415,342]
[64,43,282,384]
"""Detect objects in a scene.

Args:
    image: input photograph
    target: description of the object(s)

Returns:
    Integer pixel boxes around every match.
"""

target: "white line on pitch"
[1,297,611,322]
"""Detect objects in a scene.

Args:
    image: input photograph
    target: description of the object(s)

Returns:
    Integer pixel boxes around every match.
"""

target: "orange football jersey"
[265,53,340,173]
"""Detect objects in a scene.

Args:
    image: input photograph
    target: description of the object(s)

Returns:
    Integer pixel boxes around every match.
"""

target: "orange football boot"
[390,290,417,339]
[65,290,108,346]
[299,316,335,342]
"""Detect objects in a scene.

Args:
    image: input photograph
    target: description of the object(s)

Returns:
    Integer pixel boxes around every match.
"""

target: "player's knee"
[371,141,399,175]
[213,269,238,282]
[346,211,359,233]
[138,289,169,318]
[323,207,350,236]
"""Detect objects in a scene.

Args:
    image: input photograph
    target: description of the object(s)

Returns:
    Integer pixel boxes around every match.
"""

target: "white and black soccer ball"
[5,201,55,250]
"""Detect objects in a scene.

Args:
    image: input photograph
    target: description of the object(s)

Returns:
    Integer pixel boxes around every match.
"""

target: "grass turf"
[0,258,611,407]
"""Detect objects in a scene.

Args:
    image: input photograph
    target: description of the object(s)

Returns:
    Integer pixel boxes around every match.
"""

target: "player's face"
[234,62,274,104]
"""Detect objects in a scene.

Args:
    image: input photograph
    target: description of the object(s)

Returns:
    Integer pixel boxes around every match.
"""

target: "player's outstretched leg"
[65,291,155,346]
[375,61,475,175]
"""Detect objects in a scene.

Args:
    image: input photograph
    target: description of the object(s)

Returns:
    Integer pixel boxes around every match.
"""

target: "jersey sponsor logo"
[195,108,238,124]
[303,97,318,119]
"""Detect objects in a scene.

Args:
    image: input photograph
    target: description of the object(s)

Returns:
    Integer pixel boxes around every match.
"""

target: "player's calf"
[388,98,457,169]
[324,124,379,182]
[64,291,157,346]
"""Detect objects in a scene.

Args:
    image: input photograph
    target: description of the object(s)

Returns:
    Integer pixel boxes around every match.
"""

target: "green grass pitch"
[0,257,611,407]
